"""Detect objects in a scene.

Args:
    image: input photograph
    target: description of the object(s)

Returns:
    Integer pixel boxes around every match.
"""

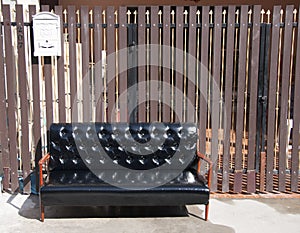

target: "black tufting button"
[126,156,134,164]
[86,127,96,139]
[59,127,69,139]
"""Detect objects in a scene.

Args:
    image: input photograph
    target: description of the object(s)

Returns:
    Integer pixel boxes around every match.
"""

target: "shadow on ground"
[14,195,235,233]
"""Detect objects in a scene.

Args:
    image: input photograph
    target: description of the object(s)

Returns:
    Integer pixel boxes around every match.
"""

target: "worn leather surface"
[41,122,209,206]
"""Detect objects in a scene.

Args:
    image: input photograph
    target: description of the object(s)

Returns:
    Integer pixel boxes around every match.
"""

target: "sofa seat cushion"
[40,170,209,206]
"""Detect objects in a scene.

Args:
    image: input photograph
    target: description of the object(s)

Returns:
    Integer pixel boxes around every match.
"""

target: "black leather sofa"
[39,122,212,221]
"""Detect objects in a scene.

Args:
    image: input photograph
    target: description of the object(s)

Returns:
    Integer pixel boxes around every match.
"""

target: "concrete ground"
[0,192,299,233]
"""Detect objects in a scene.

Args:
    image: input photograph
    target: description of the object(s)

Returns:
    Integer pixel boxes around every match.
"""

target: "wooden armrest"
[39,153,50,188]
[197,151,212,188]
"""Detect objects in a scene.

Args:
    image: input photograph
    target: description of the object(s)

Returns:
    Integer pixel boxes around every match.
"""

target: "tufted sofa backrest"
[48,122,198,172]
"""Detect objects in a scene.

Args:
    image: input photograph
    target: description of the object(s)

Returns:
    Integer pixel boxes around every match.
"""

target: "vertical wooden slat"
[81,6,91,122]
[247,5,261,193]
[44,59,53,128]
[222,5,235,193]
[187,6,197,123]
[266,6,281,192]
[41,5,53,129]
[260,19,271,191]
[16,5,31,193]
[68,6,77,122]
[138,6,146,122]
[127,12,138,123]
[0,6,10,190]
[55,6,66,123]
[199,6,209,156]
[94,6,103,122]
[150,6,159,122]
[278,5,294,192]
[291,6,300,192]
[162,6,171,122]
[175,6,184,122]
[3,5,19,192]
[119,6,128,122]
[210,6,222,192]
[29,5,42,193]
[107,6,116,122]
[234,5,248,193]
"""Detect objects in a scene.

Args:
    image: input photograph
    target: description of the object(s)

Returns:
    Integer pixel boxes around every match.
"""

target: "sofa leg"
[40,204,45,222]
[205,203,209,221]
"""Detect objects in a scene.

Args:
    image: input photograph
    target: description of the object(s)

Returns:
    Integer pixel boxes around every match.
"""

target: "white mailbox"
[33,12,61,56]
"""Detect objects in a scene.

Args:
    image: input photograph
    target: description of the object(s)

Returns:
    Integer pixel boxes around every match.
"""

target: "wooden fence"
[0,4,299,194]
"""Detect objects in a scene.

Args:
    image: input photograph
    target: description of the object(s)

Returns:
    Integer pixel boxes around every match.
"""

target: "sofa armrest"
[196,151,212,188]
[39,153,50,188]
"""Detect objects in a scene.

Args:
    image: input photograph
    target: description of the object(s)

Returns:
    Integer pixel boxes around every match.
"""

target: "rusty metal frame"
[38,153,50,222]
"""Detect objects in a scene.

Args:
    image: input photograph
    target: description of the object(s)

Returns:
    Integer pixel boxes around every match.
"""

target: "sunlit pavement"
[0,192,299,233]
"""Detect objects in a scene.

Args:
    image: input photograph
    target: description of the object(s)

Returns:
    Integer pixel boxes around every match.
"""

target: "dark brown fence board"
[0,7,9,190]
[81,6,91,122]
[162,6,171,122]
[210,6,222,192]
[94,6,103,122]
[3,5,19,192]
[137,6,146,122]
[222,5,235,193]
[16,5,31,193]
[234,5,248,193]
[291,6,300,192]
[247,5,261,193]
[42,5,52,128]
[187,6,197,123]
[44,60,53,128]
[41,5,49,11]
[175,6,184,122]
[150,6,159,122]
[119,6,128,122]
[266,6,281,192]
[55,6,66,123]
[68,6,77,122]
[107,6,116,122]
[29,5,42,186]
[278,5,294,192]
[42,6,53,129]
[199,6,209,156]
